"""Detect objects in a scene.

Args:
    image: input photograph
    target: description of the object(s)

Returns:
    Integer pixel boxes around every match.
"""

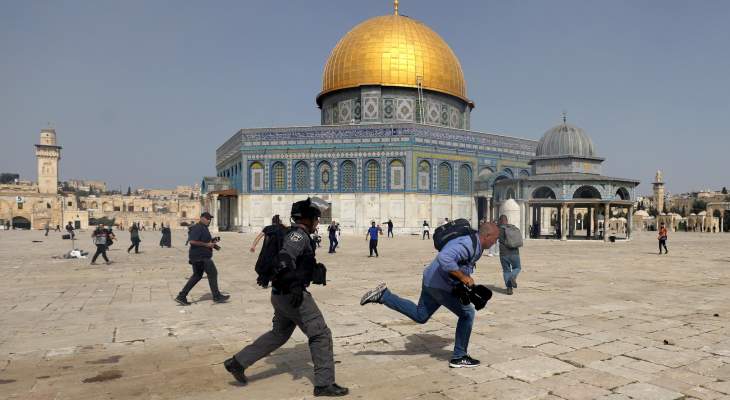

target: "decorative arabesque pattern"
[319,162,332,191]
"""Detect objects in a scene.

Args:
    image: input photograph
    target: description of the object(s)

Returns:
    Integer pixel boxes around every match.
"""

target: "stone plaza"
[1,230,729,399]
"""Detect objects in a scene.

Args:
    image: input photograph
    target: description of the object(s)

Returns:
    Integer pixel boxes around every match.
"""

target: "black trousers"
[422,230,430,240]
[659,239,668,253]
[328,235,338,253]
[179,258,221,298]
[387,228,393,238]
[369,239,379,256]
[92,244,109,263]
[127,239,140,253]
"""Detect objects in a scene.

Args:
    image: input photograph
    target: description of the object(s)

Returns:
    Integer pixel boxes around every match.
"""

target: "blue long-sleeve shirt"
[423,234,482,291]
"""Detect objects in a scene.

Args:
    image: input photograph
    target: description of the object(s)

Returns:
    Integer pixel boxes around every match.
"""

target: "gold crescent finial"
[394,0,399,15]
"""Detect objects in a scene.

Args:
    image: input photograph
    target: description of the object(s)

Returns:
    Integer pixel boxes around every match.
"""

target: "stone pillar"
[604,203,611,242]
[561,204,568,241]
[627,205,633,240]
[209,194,219,232]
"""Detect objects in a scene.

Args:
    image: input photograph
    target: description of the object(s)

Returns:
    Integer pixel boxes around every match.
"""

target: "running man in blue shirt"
[360,222,500,368]
[365,221,382,257]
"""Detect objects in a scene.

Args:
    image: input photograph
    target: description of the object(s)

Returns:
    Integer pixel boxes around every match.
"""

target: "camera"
[211,236,221,250]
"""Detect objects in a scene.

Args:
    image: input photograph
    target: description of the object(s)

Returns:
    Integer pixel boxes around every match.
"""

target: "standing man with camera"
[360,221,499,368]
[224,198,349,397]
[174,212,230,305]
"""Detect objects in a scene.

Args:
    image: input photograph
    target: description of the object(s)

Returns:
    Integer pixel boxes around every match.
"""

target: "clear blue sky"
[2,0,728,194]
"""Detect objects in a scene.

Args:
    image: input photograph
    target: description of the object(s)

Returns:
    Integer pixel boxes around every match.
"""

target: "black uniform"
[91,228,110,263]
[234,225,335,387]
[177,222,223,300]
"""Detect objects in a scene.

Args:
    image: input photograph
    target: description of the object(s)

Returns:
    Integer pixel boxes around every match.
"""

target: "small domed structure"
[536,123,596,158]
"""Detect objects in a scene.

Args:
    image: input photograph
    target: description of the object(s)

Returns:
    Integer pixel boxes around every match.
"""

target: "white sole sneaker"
[360,283,386,305]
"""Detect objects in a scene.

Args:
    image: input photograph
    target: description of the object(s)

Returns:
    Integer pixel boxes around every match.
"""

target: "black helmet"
[291,197,329,220]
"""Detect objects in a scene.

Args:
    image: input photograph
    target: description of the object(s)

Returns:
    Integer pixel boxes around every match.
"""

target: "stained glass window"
[272,162,286,191]
[295,161,309,192]
[390,160,404,190]
[341,161,355,191]
[250,162,264,191]
[459,165,472,194]
[438,162,451,193]
[365,160,380,191]
[418,161,431,191]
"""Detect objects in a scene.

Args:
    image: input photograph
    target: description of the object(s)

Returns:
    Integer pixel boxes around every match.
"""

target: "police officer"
[224,198,349,397]
[174,212,230,305]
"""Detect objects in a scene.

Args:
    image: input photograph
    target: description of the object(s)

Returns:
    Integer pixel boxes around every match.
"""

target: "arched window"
[418,161,431,191]
[506,188,516,199]
[573,185,602,199]
[272,162,286,191]
[389,160,405,191]
[364,160,380,191]
[250,162,264,191]
[317,161,332,191]
[294,161,310,192]
[519,169,530,178]
[615,187,630,201]
[458,164,472,194]
[340,160,355,192]
[437,162,452,193]
[532,186,557,199]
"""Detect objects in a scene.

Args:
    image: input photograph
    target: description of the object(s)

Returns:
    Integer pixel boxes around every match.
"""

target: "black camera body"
[211,236,221,250]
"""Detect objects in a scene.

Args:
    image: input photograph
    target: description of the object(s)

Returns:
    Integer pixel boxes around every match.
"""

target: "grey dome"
[536,123,596,157]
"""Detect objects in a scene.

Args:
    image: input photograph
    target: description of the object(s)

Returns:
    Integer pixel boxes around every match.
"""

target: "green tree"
[126,186,132,196]
[722,186,728,194]
[691,199,707,214]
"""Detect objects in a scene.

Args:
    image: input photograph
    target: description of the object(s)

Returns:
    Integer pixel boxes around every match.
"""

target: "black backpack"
[433,219,476,249]
[255,226,288,287]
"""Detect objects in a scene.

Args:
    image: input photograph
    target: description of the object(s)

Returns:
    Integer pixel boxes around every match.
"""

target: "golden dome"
[318,14,470,106]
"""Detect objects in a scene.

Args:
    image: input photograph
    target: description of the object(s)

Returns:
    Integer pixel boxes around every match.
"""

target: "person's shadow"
[228,343,315,386]
[353,333,454,361]
[485,284,510,295]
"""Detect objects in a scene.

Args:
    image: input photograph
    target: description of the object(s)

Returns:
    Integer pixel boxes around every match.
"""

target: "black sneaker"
[449,355,480,368]
[510,278,517,288]
[360,283,386,305]
[314,383,349,397]
[213,294,230,303]
[506,287,513,295]
[175,295,191,306]
[224,357,247,385]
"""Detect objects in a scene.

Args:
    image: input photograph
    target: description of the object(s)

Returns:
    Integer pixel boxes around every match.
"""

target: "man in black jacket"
[224,198,348,397]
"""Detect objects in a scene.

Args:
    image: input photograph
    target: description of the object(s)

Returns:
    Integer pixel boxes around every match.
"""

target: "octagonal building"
[205,4,547,233]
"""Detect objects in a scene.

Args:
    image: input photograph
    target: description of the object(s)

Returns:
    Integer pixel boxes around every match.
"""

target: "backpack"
[255,226,288,287]
[433,219,479,264]
[502,224,523,249]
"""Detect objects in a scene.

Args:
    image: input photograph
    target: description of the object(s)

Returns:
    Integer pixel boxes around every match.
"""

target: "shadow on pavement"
[353,333,453,361]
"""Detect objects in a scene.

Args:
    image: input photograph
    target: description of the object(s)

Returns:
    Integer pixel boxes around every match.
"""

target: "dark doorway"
[12,216,31,229]
[476,197,487,222]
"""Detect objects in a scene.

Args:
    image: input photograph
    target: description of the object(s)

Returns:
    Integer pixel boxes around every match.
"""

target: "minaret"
[35,128,62,194]
[653,170,665,213]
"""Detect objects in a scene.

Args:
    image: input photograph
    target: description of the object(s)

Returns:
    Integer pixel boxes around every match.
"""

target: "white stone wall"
[235,193,477,234]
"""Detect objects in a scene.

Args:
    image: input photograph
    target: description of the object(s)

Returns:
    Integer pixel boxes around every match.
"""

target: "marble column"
[627,205,633,239]
[604,202,611,242]
[561,204,568,241]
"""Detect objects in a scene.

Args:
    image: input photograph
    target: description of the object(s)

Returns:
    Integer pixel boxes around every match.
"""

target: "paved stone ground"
[1,229,729,400]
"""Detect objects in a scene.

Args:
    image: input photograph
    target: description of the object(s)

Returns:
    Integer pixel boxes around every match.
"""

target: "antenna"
[561,110,567,124]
